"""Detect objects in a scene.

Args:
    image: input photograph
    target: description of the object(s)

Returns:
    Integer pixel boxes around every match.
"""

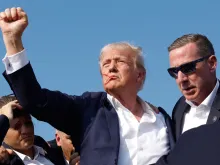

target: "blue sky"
[0,0,220,141]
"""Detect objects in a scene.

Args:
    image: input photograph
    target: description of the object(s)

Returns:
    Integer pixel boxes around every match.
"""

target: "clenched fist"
[0,7,28,38]
[0,7,28,55]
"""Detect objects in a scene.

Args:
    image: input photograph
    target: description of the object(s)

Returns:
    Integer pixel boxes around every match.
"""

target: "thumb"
[6,149,14,155]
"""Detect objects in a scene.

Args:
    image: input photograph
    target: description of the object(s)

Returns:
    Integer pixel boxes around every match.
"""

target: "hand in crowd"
[0,100,22,122]
[69,152,80,165]
[0,146,13,164]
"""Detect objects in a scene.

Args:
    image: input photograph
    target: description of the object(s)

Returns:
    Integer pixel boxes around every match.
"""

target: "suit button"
[212,116,218,122]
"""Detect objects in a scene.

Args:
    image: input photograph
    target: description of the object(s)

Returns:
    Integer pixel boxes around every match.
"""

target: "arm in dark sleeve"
[3,63,90,136]
[0,115,9,144]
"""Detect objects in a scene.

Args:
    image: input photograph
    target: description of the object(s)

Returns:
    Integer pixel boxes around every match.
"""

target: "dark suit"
[3,63,175,165]
[172,84,220,140]
[0,114,66,165]
[48,139,58,149]
[156,121,220,165]
[0,115,9,145]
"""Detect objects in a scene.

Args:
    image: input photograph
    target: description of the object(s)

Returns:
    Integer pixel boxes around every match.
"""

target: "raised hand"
[0,7,28,55]
[0,100,22,122]
[0,7,28,37]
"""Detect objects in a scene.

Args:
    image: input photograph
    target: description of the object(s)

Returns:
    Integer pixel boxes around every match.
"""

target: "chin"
[185,93,199,102]
[105,84,119,91]
[23,140,34,148]
[23,143,33,149]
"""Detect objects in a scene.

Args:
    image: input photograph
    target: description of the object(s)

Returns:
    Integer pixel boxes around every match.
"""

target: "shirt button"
[8,63,11,67]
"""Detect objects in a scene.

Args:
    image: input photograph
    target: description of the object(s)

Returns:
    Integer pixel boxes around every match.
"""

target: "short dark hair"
[0,94,16,109]
[168,34,215,57]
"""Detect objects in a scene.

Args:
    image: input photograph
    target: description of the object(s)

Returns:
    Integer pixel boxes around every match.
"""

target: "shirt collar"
[107,94,156,123]
[13,145,46,161]
[186,80,219,109]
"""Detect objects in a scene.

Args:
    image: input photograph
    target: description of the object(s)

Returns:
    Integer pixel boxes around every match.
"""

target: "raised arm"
[0,7,90,137]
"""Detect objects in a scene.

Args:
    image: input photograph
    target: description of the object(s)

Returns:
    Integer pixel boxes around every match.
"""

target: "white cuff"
[2,49,29,74]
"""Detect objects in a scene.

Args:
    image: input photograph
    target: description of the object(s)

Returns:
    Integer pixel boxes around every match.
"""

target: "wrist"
[3,34,24,56]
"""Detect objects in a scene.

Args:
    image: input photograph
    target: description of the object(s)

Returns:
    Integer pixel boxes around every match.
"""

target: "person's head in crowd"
[55,130,74,161]
[167,34,217,105]
[0,95,35,158]
[99,42,146,97]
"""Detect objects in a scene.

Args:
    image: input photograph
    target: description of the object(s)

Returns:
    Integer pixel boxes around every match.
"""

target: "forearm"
[3,34,24,56]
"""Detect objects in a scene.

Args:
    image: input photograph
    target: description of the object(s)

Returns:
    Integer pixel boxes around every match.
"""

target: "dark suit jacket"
[172,84,220,140]
[0,115,66,165]
[48,139,58,149]
[156,121,220,165]
[3,63,175,165]
[0,115,9,145]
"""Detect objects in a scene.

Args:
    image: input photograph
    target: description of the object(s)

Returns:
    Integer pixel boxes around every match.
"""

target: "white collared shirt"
[2,50,170,165]
[182,81,219,133]
[108,95,169,165]
[13,145,54,165]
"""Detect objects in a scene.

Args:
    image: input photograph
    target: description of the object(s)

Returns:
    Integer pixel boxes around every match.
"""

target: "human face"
[100,48,142,94]
[4,115,34,151]
[169,43,217,105]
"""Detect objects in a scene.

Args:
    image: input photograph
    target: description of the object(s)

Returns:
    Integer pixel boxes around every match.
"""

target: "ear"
[208,55,217,72]
[55,134,61,146]
[137,69,146,83]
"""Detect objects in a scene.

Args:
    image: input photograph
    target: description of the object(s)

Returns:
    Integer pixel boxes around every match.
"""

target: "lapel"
[175,98,190,140]
[101,93,120,163]
[43,147,66,165]
[158,107,175,149]
[207,85,220,124]
[2,142,25,165]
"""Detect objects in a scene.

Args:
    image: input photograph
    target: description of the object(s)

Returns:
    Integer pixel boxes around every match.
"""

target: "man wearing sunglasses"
[167,34,218,141]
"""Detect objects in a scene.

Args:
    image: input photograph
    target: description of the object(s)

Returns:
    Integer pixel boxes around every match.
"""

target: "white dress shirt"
[13,145,54,165]
[3,50,170,165]
[108,95,169,165]
[182,81,219,133]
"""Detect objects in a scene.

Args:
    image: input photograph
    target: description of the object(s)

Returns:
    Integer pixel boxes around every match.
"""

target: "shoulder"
[172,96,186,118]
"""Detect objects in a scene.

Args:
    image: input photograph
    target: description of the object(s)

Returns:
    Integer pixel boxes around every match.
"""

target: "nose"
[177,70,188,82]
[109,61,117,72]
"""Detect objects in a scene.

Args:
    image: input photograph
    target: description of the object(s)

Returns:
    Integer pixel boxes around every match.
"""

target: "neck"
[16,146,35,159]
[109,90,142,115]
[63,150,71,161]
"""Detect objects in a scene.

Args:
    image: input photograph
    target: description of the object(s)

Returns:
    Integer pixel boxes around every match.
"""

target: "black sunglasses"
[167,55,211,78]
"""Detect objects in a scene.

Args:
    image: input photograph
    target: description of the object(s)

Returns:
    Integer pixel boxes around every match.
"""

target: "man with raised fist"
[0,7,174,165]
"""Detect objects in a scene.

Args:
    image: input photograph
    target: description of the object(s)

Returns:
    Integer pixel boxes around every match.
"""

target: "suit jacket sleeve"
[3,63,90,137]
[0,115,9,144]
